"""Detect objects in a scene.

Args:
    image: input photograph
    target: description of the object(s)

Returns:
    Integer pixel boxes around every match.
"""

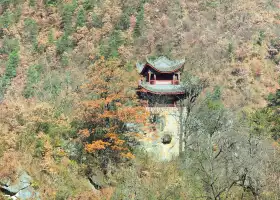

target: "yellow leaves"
[83,100,103,109]
[99,111,116,119]
[272,141,279,148]
[104,133,125,148]
[85,140,110,153]
[79,57,151,160]
[84,132,129,156]
[115,102,122,107]
[104,133,118,140]
[117,106,148,123]
[111,145,127,151]
[114,138,125,146]
[107,125,118,132]
[78,129,90,138]
[121,152,135,159]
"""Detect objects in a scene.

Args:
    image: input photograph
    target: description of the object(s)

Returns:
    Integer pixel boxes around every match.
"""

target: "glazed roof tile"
[137,56,185,73]
[139,83,185,94]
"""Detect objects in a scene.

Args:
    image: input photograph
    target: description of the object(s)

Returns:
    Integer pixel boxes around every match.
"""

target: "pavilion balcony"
[139,80,180,85]
[138,81,185,95]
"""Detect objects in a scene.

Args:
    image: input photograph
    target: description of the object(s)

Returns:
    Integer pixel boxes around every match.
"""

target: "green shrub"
[0,10,14,28]
[23,64,43,98]
[116,8,136,30]
[55,189,70,200]
[34,139,45,157]
[60,53,69,67]
[35,122,51,133]
[14,6,22,23]
[29,0,35,6]
[76,8,86,28]
[251,88,280,140]
[273,53,280,64]
[0,0,11,9]
[56,34,73,55]
[99,30,124,58]
[228,42,234,61]
[5,50,19,80]
[83,0,100,10]
[48,29,55,44]
[125,62,134,72]
[108,30,123,57]
[39,73,62,101]
[0,36,19,54]
[54,97,73,117]
[257,30,265,46]
[134,4,144,37]
[24,18,38,40]
[91,12,103,28]
[0,0,21,20]
[267,89,280,107]
[0,0,21,9]
[206,0,220,8]
[61,2,77,35]
[206,86,224,110]
[24,18,39,51]
[44,0,59,6]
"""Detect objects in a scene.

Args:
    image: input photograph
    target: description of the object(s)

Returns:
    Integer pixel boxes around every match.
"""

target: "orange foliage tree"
[77,58,148,161]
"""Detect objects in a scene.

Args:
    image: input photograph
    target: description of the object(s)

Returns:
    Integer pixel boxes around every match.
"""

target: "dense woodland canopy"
[1,0,280,199]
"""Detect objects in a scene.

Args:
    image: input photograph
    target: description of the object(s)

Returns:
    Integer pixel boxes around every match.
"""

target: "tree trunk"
[179,102,184,157]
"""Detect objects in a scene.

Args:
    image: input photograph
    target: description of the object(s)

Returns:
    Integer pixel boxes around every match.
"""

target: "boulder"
[88,170,107,189]
[1,171,32,194]
[161,134,172,144]
[0,171,40,200]
[124,123,140,132]
[15,186,39,200]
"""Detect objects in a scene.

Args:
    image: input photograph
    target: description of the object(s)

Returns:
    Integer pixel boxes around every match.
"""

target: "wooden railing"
[150,80,156,85]
[146,106,179,113]
[172,80,179,85]
[139,80,180,86]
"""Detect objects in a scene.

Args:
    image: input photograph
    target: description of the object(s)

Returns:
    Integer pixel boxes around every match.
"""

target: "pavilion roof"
[139,83,185,94]
[137,56,185,73]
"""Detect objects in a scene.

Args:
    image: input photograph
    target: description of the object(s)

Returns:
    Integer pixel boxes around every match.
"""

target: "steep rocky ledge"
[0,170,40,200]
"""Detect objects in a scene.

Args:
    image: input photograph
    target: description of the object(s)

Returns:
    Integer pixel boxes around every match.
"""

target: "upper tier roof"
[137,56,185,73]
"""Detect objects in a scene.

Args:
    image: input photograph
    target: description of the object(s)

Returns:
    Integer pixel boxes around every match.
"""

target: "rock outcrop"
[0,170,40,200]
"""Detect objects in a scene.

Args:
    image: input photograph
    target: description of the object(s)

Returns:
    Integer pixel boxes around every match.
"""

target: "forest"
[1,0,280,199]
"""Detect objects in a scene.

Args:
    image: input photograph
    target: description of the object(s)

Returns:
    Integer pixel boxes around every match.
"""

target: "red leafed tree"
[78,57,148,161]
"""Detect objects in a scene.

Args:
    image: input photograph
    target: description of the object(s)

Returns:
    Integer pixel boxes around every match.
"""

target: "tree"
[0,50,19,99]
[178,84,269,199]
[61,2,77,35]
[24,18,39,51]
[134,3,144,37]
[250,87,280,140]
[267,89,280,107]
[77,58,148,166]
[76,8,86,28]
[177,73,208,156]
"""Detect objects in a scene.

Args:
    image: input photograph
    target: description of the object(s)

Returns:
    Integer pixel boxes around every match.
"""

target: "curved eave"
[138,86,185,95]
[139,63,184,74]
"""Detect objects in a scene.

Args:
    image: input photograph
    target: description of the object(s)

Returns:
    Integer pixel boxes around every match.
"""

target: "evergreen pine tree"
[76,8,86,28]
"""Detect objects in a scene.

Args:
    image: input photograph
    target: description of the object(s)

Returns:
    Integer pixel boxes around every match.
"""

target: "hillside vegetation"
[1,0,280,199]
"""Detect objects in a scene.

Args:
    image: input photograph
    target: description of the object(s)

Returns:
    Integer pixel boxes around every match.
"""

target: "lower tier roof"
[139,83,185,95]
